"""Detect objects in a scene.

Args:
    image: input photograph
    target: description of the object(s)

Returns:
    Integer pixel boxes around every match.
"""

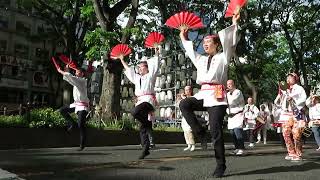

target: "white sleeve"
[218,24,239,65]
[146,56,160,77]
[228,90,244,106]
[181,40,201,69]
[306,96,312,108]
[124,66,138,84]
[63,72,85,88]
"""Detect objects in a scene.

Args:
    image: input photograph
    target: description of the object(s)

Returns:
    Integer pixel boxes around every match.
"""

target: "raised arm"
[146,47,161,77]
[218,14,240,64]
[179,29,201,69]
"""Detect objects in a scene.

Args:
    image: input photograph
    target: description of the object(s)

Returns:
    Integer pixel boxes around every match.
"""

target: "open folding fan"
[51,57,61,70]
[225,0,247,18]
[110,44,132,60]
[165,11,204,30]
[144,32,165,48]
[58,54,79,71]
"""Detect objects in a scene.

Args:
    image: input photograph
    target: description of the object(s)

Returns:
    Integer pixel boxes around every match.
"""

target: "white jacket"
[181,24,239,107]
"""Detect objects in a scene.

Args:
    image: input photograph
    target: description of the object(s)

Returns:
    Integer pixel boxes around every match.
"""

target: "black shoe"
[138,150,150,159]
[77,146,85,151]
[212,164,226,178]
[150,144,156,149]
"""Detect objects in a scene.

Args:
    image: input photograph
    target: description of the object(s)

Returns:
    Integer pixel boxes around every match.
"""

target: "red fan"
[165,11,204,30]
[110,44,132,60]
[144,32,165,48]
[58,54,79,71]
[225,0,247,18]
[51,57,61,70]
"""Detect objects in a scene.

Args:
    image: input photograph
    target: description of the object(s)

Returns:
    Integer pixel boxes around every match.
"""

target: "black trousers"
[131,102,154,151]
[179,97,227,166]
[59,105,88,148]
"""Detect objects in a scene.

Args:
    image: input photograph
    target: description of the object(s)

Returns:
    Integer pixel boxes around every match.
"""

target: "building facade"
[0,0,63,110]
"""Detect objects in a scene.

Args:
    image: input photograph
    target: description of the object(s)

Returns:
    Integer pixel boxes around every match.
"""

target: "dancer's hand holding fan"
[225,0,247,18]
[110,44,132,61]
[144,32,165,56]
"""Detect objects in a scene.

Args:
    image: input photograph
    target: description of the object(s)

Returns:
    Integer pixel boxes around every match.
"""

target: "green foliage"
[28,108,66,128]
[154,123,182,132]
[0,115,27,128]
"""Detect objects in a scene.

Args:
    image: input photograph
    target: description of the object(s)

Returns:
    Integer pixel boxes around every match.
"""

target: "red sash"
[200,83,225,100]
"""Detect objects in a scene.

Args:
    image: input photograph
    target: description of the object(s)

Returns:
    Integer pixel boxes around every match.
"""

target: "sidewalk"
[0,168,24,180]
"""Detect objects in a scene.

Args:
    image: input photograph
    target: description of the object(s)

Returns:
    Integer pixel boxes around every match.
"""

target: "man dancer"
[226,79,245,155]
[119,48,160,159]
[243,97,259,148]
[57,66,89,151]
[179,14,240,177]
[281,73,306,161]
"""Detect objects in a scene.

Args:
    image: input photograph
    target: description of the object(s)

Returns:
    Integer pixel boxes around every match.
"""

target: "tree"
[90,0,139,119]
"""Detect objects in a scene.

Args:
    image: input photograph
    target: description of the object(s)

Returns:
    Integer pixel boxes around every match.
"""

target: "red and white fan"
[225,0,247,18]
[51,57,61,71]
[58,54,79,71]
[110,44,132,60]
[165,11,204,30]
[144,32,165,48]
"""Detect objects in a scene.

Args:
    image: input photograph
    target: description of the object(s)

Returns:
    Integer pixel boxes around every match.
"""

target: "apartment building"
[0,0,63,109]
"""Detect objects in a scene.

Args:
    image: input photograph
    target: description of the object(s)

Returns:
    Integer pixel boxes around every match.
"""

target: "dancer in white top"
[306,92,320,151]
[243,97,259,147]
[179,14,240,178]
[226,79,245,155]
[57,66,89,151]
[119,48,160,159]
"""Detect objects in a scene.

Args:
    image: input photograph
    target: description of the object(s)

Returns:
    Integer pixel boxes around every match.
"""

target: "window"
[35,48,49,59]
[16,21,31,35]
[15,43,29,58]
[0,40,6,53]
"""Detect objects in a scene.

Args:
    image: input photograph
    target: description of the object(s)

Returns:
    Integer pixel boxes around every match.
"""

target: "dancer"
[226,79,245,155]
[279,73,307,161]
[306,91,320,151]
[255,104,270,144]
[119,48,160,159]
[177,85,196,151]
[57,66,89,151]
[243,97,259,147]
[178,14,240,177]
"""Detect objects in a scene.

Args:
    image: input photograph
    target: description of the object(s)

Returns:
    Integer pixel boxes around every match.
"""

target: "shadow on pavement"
[227,162,320,176]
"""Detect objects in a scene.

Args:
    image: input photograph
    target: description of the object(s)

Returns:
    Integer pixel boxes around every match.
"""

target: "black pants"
[131,102,154,152]
[180,97,227,166]
[59,105,88,148]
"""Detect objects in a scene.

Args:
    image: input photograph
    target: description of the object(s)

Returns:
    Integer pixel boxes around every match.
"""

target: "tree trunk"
[99,59,123,120]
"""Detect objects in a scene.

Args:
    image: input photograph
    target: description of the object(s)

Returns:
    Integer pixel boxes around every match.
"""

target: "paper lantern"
[167,90,173,100]
[160,108,166,118]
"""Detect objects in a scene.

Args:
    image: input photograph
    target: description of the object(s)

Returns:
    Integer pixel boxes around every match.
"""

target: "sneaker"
[190,145,195,152]
[184,145,191,151]
[248,143,255,147]
[236,149,244,155]
[285,155,294,160]
[291,156,302,162]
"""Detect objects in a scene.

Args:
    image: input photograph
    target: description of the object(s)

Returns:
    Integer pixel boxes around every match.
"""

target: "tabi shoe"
[139,150,150,159]
[212,164,226,178]
[190,145,195,151]
[184,145,191,151]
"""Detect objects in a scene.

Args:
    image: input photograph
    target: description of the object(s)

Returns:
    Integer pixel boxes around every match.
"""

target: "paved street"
[0,143,320,180]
